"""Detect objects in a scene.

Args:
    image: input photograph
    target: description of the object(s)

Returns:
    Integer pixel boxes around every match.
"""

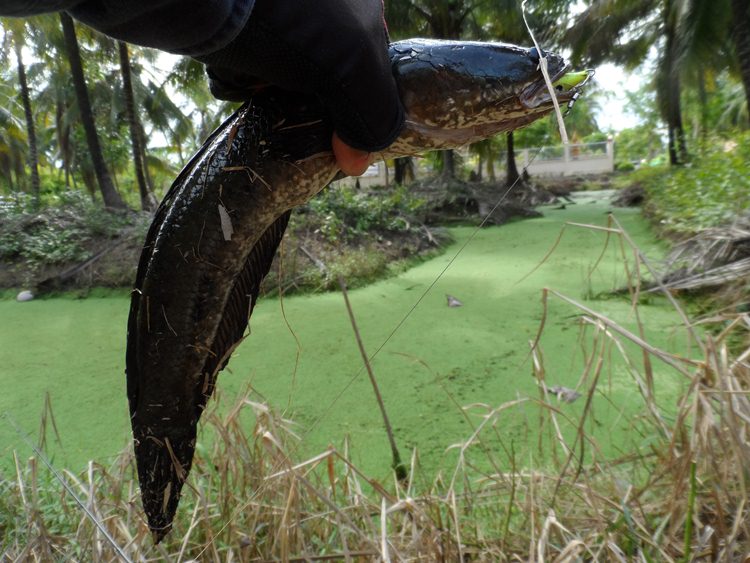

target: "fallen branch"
[36,237,129,292]
[299,245,329,274]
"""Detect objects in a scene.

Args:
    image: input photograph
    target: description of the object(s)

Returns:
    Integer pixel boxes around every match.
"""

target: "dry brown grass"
[2,218,750,562]
[656,211,750,293]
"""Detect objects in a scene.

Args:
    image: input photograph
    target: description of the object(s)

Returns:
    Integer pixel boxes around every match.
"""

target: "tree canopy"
[0,1,747,207]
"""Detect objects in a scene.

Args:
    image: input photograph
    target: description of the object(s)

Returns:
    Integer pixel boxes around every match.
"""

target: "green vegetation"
[301,184,426,243]
[0,191,147,278]
[0,183,437,293]
[2,1,748,201]
[617,131,750,234]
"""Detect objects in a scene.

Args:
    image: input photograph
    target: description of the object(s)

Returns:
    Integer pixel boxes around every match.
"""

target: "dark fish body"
[126,39,586,540]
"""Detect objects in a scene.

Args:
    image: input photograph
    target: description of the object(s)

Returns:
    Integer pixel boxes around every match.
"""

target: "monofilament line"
[301,146,547,442]
[4,412,134,563]
[196,148,546,558]
[521,0,569,144]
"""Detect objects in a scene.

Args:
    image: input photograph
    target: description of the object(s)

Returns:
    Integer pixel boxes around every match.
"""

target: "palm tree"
[59,11,126,209]
[9,23,41,208]
[661,0,688,163]
[22,14,76,189]
[564,0,737,165]
[118,41,155,210]
[0,106,27,196]
[730,0,750,115]
[393,156,416,184]
[1,20,42,205]
[385,0,479,180]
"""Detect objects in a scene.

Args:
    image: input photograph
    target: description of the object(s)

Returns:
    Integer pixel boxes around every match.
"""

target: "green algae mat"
[0,192,689,478]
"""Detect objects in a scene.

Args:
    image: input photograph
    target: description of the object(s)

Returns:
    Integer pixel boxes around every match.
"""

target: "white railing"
[333,162,389,189]
[516,140,614,176]
[333,139,615,189]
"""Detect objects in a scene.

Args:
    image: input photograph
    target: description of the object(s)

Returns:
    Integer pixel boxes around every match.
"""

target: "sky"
[532,0,649,133]
[592,63,646,132]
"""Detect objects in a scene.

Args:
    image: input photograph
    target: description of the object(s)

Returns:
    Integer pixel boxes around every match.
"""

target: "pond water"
[0,191,694,478]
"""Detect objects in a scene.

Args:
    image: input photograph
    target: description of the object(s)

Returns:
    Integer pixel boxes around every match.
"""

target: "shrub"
[617,131,750,235]
[615,160,635,172]
[0,191,140,278]
[301,184,426,242]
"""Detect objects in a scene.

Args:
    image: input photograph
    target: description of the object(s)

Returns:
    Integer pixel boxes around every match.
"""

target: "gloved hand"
[196,0,405,175]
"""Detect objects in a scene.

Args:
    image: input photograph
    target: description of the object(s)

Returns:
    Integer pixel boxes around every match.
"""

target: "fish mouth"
[399,65,595,147]
[520,66,594,110]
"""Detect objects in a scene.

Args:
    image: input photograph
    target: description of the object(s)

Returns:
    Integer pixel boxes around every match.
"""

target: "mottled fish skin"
[126,39,585,541]
[127,94,335,540]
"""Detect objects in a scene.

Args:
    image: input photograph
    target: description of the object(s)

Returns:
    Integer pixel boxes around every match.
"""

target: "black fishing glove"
[195,0,405,153]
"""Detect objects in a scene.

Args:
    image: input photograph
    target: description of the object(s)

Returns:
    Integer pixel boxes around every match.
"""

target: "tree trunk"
[505,132,521,187]
[440,150,456,181]
[60,12,126,209]
[80,165,98,199]
[118,41,155,211]
[697,67,708,150]
[6,164,15,195]
[663,1,688,166]
[667,126,677,165]
[138,122,155,193]
[665,77,687,166]
[670,76,688,164]
[485,142,497,182]
[667,84,688,165]
[487,155,496,182]
[14,38,41,209]
[393,157,414,184]
[731,0,750,114]
[423,6,466,185]
[55,99,72,187]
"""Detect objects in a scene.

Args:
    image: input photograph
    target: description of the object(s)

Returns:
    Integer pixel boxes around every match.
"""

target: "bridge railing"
[516,139,614,176]
[334,139,615,189]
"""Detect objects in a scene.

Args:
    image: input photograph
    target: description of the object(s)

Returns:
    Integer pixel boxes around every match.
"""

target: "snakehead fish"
[126,38,590,540]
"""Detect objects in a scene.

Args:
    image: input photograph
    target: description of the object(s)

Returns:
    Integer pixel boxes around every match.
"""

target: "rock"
[16,290,34,302]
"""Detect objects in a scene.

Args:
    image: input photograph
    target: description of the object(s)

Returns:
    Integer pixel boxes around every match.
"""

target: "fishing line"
[195,148,547,559]
[308,17,575,430]
[521,0,570,144]
[277,237,302,414]
[2,411,134,563]
[299,146,547,441]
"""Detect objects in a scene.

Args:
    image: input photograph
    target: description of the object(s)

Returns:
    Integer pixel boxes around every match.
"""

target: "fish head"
[388,39,591,150]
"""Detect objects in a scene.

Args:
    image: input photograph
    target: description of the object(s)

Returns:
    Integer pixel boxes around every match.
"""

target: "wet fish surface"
[126,39,589,540]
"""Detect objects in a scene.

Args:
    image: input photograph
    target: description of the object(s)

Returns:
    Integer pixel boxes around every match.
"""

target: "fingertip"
[332,133,371,176]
